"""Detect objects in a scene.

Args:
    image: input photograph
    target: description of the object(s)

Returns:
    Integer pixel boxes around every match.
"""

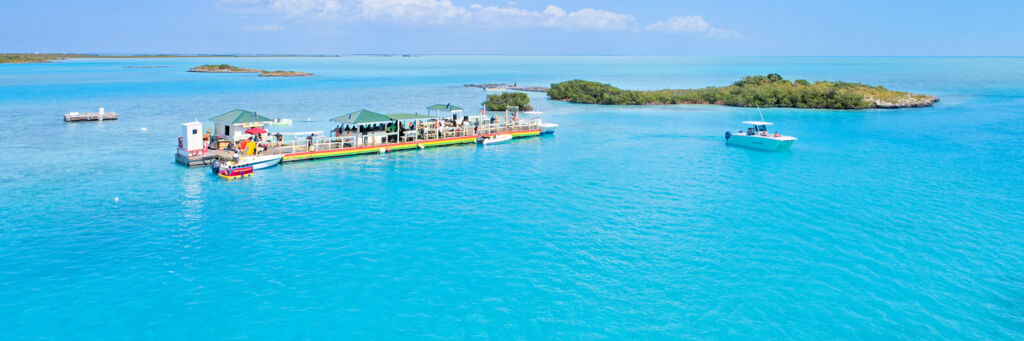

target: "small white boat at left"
[211,154,283,174]
[725,121,797,151]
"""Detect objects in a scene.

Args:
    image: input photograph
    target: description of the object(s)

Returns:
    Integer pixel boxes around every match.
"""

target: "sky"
[1,0,1022,56]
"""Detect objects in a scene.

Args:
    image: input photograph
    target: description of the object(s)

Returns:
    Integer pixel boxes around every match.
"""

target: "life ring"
[379,147,386,154]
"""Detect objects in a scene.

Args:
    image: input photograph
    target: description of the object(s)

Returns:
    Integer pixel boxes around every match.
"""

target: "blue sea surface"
[1,56,1022,339]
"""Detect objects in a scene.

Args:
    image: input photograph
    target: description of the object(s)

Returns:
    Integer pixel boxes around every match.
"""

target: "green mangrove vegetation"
[483,92,533,111]
[547,74,938,109]
[0,53,245,64]
[258,70,313,77]
[188,64,263,73]
[188,64,312,76]
[0,53,92,63]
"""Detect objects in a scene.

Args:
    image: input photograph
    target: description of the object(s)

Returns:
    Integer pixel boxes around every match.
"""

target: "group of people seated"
[320,112,528,146]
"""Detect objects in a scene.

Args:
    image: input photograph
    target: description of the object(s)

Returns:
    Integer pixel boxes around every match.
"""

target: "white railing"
[253,119,542,155]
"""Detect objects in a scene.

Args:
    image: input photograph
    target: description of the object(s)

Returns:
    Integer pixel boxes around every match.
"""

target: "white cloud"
[360,0,467,23]
[219,0,343,18]
[645,16,707,33]
[707,27,741,39]
[270,0,343,17]
[219,0,736,36]
[543,7,634,31]
[358,0,634,30]
[645,15,739,38]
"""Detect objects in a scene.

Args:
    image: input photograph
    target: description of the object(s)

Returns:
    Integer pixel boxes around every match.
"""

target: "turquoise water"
[1,56,1023,339]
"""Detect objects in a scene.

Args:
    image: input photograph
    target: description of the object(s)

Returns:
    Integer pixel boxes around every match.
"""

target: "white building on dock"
[209,109,273,141]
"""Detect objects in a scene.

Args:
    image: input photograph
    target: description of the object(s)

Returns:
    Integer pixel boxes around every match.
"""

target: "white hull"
[244,155,283,170]
[726,134,796,151]
[539,123,558,135]
[482,134,512,145]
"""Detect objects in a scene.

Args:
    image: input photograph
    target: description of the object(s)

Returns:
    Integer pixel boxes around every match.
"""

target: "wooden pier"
[176,149,231,167]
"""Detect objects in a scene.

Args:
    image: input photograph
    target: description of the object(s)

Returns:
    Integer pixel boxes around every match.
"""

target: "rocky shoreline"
[867,94,939,108]
[464,83,549,92]
[188,64,312,77]
[259,70,313,77]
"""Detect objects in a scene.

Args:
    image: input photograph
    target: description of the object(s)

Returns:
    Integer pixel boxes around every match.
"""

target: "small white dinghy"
[480,134,512,145]
[725,121,797,151]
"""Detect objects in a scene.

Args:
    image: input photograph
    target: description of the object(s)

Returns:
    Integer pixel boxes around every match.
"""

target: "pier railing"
[267,119,541,154]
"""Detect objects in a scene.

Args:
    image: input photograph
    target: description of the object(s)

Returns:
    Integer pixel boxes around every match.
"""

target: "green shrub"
[483,92,533,111]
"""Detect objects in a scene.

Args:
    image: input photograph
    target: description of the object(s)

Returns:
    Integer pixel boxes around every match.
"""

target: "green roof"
[426,104,463,111]
[209,109,274,124]
[330,109,393,125]
[385,113,436,121]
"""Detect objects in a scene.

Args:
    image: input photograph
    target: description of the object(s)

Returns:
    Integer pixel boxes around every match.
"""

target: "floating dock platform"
[65,108,117,122]
[176,121,545,167]
[175,106,555,169]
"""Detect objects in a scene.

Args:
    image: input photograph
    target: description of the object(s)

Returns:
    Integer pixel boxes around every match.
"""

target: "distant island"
[0,53,246,64]
[188,64,312,77]
[0,53,412,64]
[188,64,262,73]
[2,53,92,63]
[547,74,938,109]
[259,70,313,77]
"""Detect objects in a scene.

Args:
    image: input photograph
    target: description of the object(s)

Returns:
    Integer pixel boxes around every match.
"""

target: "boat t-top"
[519,110,557,134]
[725,121,797,151]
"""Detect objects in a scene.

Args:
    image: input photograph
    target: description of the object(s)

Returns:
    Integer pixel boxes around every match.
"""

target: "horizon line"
[4,52,1024,58]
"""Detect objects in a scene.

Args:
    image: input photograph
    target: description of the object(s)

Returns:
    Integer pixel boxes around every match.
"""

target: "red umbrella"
[245,127,267,134]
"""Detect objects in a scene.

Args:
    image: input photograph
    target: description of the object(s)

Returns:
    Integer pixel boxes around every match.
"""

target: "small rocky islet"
[187,64,312,77]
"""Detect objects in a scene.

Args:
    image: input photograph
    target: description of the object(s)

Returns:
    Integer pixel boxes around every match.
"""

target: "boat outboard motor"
[211,159,221,174]
[725,131,731,140]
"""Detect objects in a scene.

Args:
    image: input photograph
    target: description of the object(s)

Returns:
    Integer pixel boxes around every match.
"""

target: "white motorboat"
[520,111,557,135]
[211,154,283,174]
[480,134,512,145]
[270,118,292,127]
[539,122,558,135]
[725,121,797,151]
[241,154,283,170]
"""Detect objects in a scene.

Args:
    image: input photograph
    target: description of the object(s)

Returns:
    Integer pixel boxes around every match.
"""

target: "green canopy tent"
[385,113,436,122]
[330,109,402,144]
[329,109,393,126]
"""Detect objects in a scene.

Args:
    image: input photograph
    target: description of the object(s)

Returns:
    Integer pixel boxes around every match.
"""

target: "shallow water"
[1,56,1023,339]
